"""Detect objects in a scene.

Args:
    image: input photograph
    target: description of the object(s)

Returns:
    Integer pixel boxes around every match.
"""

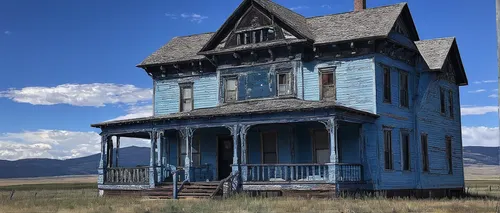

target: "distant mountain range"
[0,146,497,179]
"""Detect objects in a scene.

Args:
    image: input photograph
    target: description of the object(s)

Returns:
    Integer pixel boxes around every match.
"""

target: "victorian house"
[91,0,468,198]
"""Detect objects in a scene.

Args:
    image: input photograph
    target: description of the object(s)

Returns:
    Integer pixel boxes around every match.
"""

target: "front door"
[218,136,233,180]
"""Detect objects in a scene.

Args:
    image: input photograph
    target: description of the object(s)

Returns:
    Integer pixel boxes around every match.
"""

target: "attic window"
[236,27,276,45]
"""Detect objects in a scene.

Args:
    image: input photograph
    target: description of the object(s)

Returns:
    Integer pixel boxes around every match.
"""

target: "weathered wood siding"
[302,56,377,114]
[154,73,218,115]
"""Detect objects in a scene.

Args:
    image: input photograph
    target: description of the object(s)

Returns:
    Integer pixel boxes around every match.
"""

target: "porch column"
[149,131,157,188]
[179,127,194,182]
[157,131,163,183]
[323,117,338,183]
[227,125,240,175]
[98,134,108,185]
[106,137,113,168]
[115,136,120,167]
[239,125,251,182]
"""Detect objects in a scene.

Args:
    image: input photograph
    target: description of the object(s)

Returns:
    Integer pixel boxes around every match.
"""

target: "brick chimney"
[354,0,366,12]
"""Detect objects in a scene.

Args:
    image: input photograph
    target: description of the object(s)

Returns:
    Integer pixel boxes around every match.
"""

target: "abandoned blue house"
[91,0,468,198]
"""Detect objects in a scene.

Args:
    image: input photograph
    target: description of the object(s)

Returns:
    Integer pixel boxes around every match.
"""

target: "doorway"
[218,135,233,180]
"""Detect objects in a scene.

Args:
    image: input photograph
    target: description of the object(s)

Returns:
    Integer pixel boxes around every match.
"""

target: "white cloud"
[109,105,153,121]
[4,31,11,35]
[289,6,309,10]
[0,130,149,161]
[461,106,498,116]
[165,13,178,19]
[180,13,208,23]
[489,94,498,98]
[321,5,332,9]
[468,89,486,93]
[473,80,498,84]
[462,126,499,147]
[0,83,152,107]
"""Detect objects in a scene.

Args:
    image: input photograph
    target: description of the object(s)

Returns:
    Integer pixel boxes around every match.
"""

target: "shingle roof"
[253,0,314,40]
[415,37,455,70]
[307,3,406,45]
[137,32,214,67]
[91,98,377,127]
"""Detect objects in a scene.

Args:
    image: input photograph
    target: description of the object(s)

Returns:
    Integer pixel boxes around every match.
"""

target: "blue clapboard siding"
[372,54,418,190]
[416,72,464,189]
[338,123,361,164]
[154,73,218,115]
[302,56,376,114]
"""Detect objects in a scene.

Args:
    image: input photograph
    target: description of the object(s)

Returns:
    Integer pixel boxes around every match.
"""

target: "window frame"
[383,66,392,103]
[383,129,393,170]
[223,76,238,103]
[440,87,446,115]
[400,130,410,171]
[421,133,429,172]
[260,131,278,164]
[399,70,409,108]
[179,83,194,112]
[445,136,453,174]
[178,134,201,168]
[277,72,291,96]
[448,90,454,119]
[318,67,336,101]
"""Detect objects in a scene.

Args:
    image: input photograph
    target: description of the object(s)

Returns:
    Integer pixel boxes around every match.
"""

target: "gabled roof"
[137,32,214,67]
[415,37,455,70]
[415,37,468,85]
[307,3,413,45]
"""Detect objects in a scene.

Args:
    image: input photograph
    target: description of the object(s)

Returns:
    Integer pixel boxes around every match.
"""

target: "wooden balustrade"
[245,163,363,183]
[105,167,149,184]
[246,164,329,182]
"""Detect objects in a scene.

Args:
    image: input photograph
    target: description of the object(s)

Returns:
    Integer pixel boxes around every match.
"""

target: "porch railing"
[105,167,149,184]
[246,164,329,182]
[245,163,363,183]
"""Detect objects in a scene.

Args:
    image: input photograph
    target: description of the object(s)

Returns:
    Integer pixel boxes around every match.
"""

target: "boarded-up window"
[313,129,330,164]
[440,88,446,114]
[180,84,193,112]
[384,130,393,170]
[261,132,277,164]
[448,90,454,118]
[421,134,429,172]
[446,136,452,174]
[383,67,391,103]
[401,131,410,171]
[319,67,336,101]
[399,71,409,108]
[179,135,200,167]
[277,73,290,96]
[224,78,237,102]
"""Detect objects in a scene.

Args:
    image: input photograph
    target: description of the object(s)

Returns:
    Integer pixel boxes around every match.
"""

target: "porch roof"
[91,98,378,128]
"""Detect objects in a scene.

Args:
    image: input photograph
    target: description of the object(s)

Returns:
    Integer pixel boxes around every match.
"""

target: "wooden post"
[179,128,194,182]
[228,125,240,176]
[149,131,157,188]
[323,117,337,184]
[157,131,163,183]
[115,136,120,167]
[239,125,251,182]
[98,134,107,185]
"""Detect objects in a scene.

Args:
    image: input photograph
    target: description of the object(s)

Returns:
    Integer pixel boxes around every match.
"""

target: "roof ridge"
[306,2,407,19]
[173,32,215,38]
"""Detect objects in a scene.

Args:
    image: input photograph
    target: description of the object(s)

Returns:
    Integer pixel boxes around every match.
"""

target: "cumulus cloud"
[468,89,486,93]
[109,105,153,121]
[473,80,498,84]
[489,94,498,98]
[0,130,149,161]
[321,5,332,9]
[0,83,152,107]
[462,126,499,147]
[461,106,498,116]
[289,6,309,10]
[165,13,208,23]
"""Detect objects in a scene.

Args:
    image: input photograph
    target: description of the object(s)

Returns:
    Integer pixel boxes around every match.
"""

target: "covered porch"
[92,99,377,194]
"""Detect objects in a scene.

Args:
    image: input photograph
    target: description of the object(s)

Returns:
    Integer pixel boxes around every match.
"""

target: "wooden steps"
[142,182,220,199]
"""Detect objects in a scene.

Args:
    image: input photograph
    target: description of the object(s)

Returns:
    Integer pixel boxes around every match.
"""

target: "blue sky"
[0,0,498,160]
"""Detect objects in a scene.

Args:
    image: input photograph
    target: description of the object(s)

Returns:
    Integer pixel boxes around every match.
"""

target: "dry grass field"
[0,169,498,213]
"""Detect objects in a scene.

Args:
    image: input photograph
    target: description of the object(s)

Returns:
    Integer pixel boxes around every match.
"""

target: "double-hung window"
[224,77,238,103]
[180,83,193,112]
[277,73,291,96]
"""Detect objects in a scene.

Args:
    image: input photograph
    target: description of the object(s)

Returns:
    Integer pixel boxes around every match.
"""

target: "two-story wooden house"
[91,0,468,198]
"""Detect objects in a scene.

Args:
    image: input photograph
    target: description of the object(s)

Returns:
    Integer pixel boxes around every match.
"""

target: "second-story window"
[448,90,454,118]
[384,129,393,170]
[421,133,429,172]
[399,71,409,108]
[224,77,238,103]
[277,73,291,96]
[440,87,446,114]
[383,66,391,103]
[179,83,193,112]
[319,67,336,101]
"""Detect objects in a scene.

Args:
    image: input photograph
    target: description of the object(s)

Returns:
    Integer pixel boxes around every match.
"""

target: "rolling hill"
[0,146,497,179]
